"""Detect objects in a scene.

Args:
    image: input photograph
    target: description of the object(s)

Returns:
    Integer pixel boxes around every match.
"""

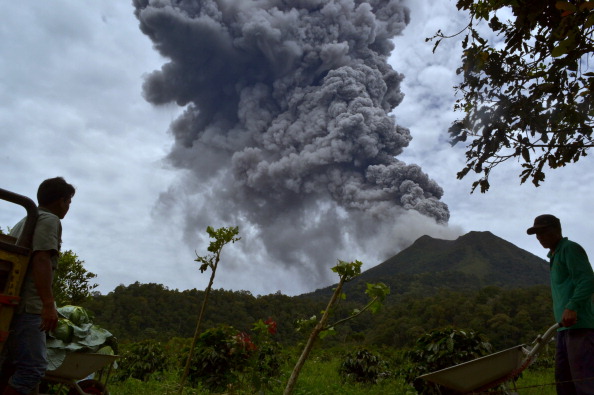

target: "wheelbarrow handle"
[0,188,38,249]
[523,323,560,362]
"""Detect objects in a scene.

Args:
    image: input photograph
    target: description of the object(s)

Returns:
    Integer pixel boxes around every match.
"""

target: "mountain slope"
[305,231,550,300]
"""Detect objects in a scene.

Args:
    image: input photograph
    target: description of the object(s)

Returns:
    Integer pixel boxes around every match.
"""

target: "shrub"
[338,348,389,384]
[115,340,168,382]
[401,327,492,395]
[186,325,244,391]
[186,320,281,392]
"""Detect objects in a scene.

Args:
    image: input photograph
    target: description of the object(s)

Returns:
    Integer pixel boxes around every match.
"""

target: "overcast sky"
[1,1,592,297]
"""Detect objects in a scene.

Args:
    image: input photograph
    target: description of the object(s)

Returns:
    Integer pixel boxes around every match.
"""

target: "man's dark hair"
[37,177,76,206]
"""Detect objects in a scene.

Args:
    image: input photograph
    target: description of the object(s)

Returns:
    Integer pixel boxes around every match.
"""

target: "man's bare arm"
[31,250,58,332]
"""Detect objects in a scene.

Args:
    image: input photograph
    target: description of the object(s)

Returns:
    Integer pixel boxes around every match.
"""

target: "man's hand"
[40,303,58,332]
[561,309,578,327]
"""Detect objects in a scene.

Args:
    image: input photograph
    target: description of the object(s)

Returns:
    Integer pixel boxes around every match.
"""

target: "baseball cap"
[527,214,561,235]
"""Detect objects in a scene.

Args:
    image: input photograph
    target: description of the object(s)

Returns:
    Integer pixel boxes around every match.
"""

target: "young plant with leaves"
[283,260,389,395]
[431,0,594,192]
[53,250,98,306]
[178,226,240,394]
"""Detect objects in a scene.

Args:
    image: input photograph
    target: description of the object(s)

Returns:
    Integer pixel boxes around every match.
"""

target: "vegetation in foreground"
[107,346,416,395]
[103,348,558,395]
[92,322,559,395]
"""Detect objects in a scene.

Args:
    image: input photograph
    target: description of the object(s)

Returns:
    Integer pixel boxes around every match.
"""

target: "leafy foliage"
[368,285,553,351]
[338,348,390,384]
[186,325,242,390]
[115,340,169,382]
[185,322,281,392]
[54,250,98,306]
[430,0,594,192]
[194,226,241,273]
[402,327,493,394]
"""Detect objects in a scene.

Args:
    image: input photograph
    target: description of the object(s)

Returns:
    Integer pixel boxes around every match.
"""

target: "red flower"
[264,318,277,335]
[234,332,257,351]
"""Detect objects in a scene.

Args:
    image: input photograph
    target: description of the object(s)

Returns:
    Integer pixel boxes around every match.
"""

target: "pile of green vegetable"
[47,305,117,371]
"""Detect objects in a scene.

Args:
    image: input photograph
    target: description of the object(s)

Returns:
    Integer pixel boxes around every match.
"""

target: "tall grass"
[511,370,557,395]
[106,356,558,394]
[107,350,414,394]
[279,354,415,395]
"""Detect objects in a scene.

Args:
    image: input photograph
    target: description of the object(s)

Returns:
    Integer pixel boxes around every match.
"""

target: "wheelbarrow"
[418,323,560,394]
[42,352,118,395]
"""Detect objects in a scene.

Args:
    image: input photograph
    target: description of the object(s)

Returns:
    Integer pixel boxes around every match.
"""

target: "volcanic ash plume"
[133,0,451,291]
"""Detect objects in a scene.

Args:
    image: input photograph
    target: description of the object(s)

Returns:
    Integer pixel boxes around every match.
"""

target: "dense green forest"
[81,282,554,352]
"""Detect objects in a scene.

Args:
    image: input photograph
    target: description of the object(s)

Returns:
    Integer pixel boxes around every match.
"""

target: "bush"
[115,340,169,382]
[401,327,492,395]
[338,348,389,384]
[186,320,282,392]
[165,336,192,368]
[186,325,243,391]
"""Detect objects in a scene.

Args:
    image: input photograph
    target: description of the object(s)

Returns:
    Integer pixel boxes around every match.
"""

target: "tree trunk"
[283,279,345,395]
[178,262,218,394]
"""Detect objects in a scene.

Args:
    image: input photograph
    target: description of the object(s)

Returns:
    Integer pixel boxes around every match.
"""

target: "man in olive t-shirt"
[0,178,75,395]
[528,214,594,395]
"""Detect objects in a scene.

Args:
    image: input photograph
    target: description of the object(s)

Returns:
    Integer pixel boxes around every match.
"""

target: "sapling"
[283,260,389,395]
[178,226,240,394]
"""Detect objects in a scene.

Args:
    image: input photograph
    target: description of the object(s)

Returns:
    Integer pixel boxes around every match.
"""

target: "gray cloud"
[133,0,449,286]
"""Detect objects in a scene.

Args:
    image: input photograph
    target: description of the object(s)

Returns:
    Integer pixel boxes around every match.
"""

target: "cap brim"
[527,225,547,235]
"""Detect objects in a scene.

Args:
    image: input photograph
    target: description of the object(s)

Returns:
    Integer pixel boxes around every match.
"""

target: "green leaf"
[331,260,363,281]
[521,147,531,162]
[320,327,336,339]
[365,282,390,301]
[555,1,577,12]
[551,44,568,58]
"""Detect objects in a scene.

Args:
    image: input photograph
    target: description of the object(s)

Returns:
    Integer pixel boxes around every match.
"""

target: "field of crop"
[105,356,558,395]
[107,355,414,394]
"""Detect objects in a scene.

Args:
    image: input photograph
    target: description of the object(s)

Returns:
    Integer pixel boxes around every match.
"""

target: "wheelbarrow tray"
[417,345,526,393]
[45,353,118,381]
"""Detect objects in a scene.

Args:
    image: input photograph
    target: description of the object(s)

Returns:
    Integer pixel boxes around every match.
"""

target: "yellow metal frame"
[0,245,31,344]
[0,188,38,352]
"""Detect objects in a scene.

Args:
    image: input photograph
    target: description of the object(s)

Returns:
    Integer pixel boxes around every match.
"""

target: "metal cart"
[418,323,560,394]
[42,352,118,395]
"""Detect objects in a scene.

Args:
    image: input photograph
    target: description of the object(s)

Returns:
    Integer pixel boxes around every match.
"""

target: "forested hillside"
[82,283,327,344]
[82,282,554,352]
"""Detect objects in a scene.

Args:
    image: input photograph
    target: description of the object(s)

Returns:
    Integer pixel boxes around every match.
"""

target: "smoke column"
[133,0,452,292]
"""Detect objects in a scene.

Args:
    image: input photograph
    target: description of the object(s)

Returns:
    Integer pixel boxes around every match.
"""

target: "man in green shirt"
[528,214,594,395]
[0,177,75,395]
